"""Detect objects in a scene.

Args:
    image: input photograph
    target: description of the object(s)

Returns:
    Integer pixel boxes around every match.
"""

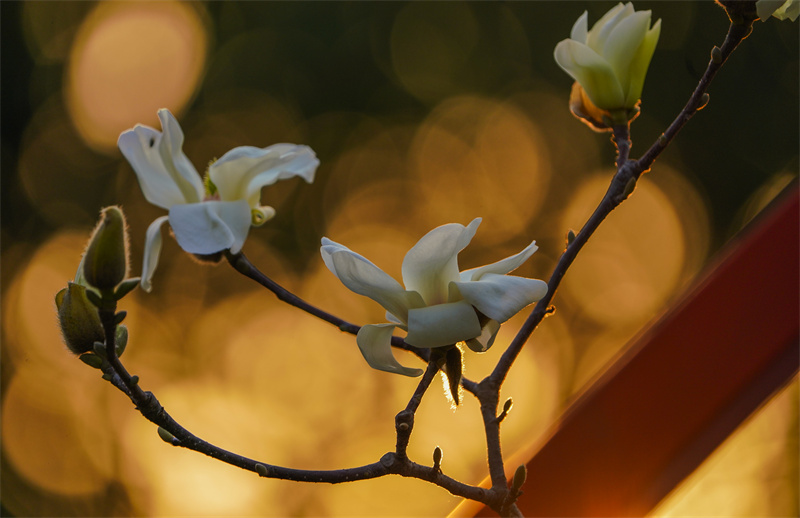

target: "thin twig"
[395,361,439,459]
[637,20,753,172]
[224,250,430,361]
[96,306,493,503]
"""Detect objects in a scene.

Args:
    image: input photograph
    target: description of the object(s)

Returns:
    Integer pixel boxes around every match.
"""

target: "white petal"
[356,324,423,377]
[602,10,650,94]
[209,144,319,207]
[141,216,169,292]
[117,109,203,209]
[168,200,252,255]
[461,239,538,281]
[570,11,589,43]
[587,3,631,52]
[455,273,548,323]
[321,238,425,323]
[401,218,481,306]
[405,301,482,348]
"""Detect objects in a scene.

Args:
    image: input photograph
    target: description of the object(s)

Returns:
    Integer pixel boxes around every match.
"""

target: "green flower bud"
[56,282,105,355]
[83,206,129,292]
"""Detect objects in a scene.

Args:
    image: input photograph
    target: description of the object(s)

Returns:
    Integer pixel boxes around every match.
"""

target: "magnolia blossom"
[554,3,661,124]
[321,218,548,376]
[118,109,318,291]
[756,0,799,20]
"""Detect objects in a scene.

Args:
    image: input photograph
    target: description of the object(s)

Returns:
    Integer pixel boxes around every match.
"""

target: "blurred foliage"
[1,1,797,516]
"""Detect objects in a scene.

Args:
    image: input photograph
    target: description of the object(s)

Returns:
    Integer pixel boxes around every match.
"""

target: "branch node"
[157,426,180,446]
[255,463,270,478]
[379,452,396,468]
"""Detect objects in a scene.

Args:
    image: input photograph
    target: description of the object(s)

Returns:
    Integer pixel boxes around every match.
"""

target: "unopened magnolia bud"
[433,446,443,469]
[56,283,105,355]
[158,427,177,445]
[512,464,527,492]
[711,46,723,64]
[83,206,129,292]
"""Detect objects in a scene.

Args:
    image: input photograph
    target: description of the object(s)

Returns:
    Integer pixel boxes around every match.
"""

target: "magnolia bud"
[56,283,105,355]
[511,464,527,492]
[83,206,129,292]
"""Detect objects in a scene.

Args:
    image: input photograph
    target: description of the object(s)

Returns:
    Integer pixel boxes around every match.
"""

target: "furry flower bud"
[55,282,105,355]
[83,206,129,292]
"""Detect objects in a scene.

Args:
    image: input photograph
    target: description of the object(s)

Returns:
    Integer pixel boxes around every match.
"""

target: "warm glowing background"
[1,2,797,516]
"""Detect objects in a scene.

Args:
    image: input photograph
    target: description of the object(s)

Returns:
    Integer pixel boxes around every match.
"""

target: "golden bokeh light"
[2,231,119,497]
[18,102,114,228]
[66,1,208,152]
[559,170,703,326]
[120,382,274,516]
[410,95,551,245]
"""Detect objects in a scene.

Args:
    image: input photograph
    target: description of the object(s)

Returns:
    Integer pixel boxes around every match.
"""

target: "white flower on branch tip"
[320,218,548,377]
[118,109,319,292]
[554,3,660,128]
[756,0,799,21]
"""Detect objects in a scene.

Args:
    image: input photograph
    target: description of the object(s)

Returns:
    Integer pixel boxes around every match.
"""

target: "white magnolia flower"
[554,3,661,123]
[321,218,548,376]
[757,0,799,21]
[118,109,319,291]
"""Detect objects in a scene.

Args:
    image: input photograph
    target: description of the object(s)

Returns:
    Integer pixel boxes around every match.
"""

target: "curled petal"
[402,218,481,306]
[209,144,319,208]
[251,206,276,227]
[117,109,203,208]
[169,200,252,255]
[321,238,425,323]
[461,239,538,282]
[405,301,482,348]
[356,324,423,377]
[141,216,169,292]
[465,318,501,353]
[455,273,548,323]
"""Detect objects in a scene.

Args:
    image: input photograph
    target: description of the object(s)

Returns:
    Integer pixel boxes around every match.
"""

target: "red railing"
[468,183,799,517]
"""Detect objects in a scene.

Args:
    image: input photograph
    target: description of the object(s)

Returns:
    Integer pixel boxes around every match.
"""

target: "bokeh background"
[1,2,797,516]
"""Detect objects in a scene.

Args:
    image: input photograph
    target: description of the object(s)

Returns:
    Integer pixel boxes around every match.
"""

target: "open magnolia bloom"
[321,218,548,376]
[118,109,319,291]
[554,3,660,129]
